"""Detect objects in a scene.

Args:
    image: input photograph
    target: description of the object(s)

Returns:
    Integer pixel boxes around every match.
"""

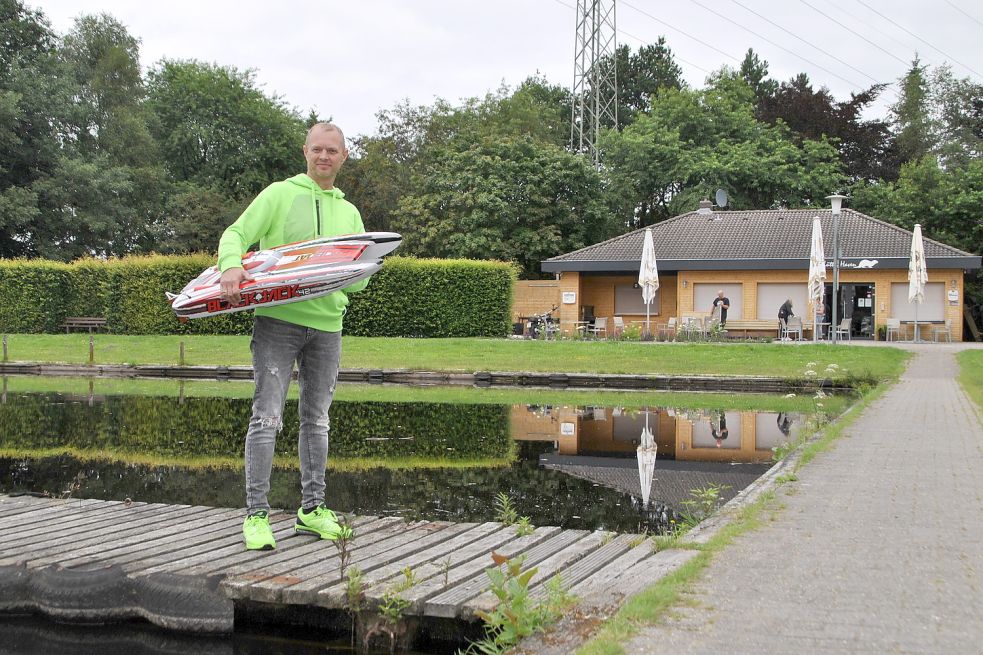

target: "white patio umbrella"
[908,224,928,342]
[808,216,827,343]
[638,228,659,339]
[637,411,657,507]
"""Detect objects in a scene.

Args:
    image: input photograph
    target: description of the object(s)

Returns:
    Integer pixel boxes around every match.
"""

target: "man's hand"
[219,267,255,306]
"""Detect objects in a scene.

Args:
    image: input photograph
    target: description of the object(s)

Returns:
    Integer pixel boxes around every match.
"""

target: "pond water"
[0,378,812,535]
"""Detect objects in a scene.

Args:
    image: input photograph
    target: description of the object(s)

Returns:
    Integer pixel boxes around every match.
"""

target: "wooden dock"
[0,494,696,636]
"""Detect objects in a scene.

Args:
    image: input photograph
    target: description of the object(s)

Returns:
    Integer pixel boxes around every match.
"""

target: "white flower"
[804,370,818,377]
[827,363,840,369]
[783,393,796,398]
[806,362,817,368]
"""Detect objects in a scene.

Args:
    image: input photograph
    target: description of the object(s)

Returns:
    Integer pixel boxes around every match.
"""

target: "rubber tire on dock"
[136,572,233,634]
[29,563,137,622]
[0,563,31,611]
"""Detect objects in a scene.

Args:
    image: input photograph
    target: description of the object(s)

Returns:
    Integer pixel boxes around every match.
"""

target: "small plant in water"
[460,552,575,655]
[441,556,453,586]
[494,492,534,534]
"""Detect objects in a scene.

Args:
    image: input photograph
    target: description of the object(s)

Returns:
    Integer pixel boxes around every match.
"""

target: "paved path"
[624,344,983,655]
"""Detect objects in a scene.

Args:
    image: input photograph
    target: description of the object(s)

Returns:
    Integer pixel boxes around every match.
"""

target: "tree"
[0,1,58,256]
[931,65,983,167]
[392,135,617,277]
[602,72,845,226]
[891,58,936,165]
[757,73,898,183]
[739,48,778,107]
[610,39,684,130]
[146,59,305,201]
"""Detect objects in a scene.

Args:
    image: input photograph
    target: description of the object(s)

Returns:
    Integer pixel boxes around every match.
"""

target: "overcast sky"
[28,0,983,140]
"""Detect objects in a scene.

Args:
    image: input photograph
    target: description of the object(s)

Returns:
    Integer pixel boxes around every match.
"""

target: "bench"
[62,317,108,333]
[720,319,781,339]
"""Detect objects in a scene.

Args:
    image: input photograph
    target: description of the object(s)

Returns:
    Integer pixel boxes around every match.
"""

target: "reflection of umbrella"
[637,411,657,506]
[808,216,827,343]
[908,224,927,342]
[638,228,659,338]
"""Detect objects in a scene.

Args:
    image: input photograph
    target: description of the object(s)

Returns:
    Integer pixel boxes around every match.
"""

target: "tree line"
[1,1,980,297]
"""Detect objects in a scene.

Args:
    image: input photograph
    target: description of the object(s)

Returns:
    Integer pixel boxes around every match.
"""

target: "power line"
[621,0,741,64]
[944,0,983,29]
[550,0,712,74]
[692,0,871,88]
[797,0,910,66]
[855,0,982,78]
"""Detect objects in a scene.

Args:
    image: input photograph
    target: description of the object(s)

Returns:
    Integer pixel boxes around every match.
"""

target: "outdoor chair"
[783,316,803,341]
[885,318,901,342]
[613,316,626,337]
[658,317,677,340]
[834,317,852,341]
[932,318,953,342]
[588,317,608,339]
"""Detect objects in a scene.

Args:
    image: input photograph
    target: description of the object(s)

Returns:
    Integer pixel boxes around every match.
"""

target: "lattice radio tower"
[571,0,618,165]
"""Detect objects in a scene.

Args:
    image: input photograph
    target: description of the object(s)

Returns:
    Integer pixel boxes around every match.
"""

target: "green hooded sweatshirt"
[217,173,369,333]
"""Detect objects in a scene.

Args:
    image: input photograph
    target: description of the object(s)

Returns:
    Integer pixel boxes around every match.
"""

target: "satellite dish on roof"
[715,189,728,207]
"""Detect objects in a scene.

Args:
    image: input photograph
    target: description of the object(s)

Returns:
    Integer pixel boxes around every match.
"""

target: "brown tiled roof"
[542,209,981,272]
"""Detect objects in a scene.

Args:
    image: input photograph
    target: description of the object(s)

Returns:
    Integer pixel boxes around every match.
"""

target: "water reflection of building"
[511,405,801,464]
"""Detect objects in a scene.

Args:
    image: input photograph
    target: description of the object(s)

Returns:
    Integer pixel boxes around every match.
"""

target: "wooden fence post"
[88,335,94,366]
[179,341,185,366]
[2,334,7,362]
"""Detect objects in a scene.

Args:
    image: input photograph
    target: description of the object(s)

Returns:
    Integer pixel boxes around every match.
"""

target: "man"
[217,122,368,551]
[711,290,730,326]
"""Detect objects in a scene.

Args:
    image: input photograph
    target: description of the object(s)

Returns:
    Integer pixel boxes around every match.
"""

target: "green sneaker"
[295,504,350,540]
[243,511,276,550]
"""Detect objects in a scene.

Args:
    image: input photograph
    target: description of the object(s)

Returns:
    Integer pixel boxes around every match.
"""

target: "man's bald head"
[306,122,346,147]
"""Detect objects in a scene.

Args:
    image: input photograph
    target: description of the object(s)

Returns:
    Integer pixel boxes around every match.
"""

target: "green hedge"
[0,254,516,337]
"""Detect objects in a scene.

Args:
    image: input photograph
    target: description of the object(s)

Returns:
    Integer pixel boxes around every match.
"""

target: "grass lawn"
[957,350,983,417]
[1,375,849,414]
[1,334,909,381]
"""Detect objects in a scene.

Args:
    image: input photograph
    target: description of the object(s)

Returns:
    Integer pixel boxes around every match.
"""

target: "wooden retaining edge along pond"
[0,494,696,647]
[0,362,842,393]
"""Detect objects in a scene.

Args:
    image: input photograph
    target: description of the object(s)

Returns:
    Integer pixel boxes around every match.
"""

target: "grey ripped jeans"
[245,315,341,514]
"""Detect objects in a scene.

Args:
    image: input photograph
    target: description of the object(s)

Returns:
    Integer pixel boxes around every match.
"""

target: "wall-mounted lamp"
[951,279,958,288]
[633,282,640,289]
[682,280,688,288]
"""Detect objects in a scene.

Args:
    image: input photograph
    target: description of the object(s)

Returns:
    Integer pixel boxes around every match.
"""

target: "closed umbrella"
[908,224,928,342]
[638,228,659,339]
[637,411,657,507]
[808,216,827,342]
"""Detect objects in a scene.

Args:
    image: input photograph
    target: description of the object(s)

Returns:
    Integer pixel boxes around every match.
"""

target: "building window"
[693,284,743,320]
[757,283,807,321]
[891,282,944,321]
[615,284,658,315]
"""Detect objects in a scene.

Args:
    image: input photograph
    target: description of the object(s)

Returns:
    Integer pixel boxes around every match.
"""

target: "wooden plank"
[316,522,502,608]
[218,516,406,601]
[567,539,656,599]
[400,525,561,611]
[0,498,131,535]
[58,507,245,568]
[424,529,589,618]
[528,533,638,600]
[277,521,462,606]
[580,549,699,608]
[0,502,196,551]
[0,504,208,564]
[463,530,609,619]
[138,513,300,576]
[0,495,61,514]
[34,506,235,568]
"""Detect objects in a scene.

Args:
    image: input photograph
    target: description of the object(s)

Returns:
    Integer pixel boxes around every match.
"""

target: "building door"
[828,283,875,339]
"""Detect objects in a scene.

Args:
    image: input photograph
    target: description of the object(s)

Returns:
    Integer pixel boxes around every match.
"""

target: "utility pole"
[571,0,618,166]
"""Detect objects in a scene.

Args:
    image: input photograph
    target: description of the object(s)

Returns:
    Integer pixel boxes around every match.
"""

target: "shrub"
[0,254,516,337]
